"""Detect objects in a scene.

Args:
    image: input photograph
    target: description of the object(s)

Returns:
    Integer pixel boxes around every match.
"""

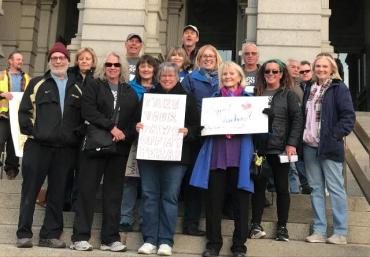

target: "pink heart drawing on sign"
[242,102,252,109]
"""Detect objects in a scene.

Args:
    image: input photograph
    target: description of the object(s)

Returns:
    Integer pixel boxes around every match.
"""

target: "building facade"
[0,0,369,110]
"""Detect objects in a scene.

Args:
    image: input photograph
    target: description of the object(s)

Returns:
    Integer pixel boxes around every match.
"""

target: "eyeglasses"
[244,52,257,56]
[105,62,121,68]
[50,56,67,62]
[264,69,280,75]
[299,69,311,74]
[202,55,216,59]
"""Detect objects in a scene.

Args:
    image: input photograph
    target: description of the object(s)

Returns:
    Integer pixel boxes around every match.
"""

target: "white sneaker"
[100,241,127,252]
[138,243,157,254]
[70,241,93,251]
[157,244,172,256]
[306,234,326,243]
[327,234,347,245]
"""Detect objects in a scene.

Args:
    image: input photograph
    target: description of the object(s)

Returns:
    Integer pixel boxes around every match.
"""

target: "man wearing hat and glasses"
[16,42,83,249]
[182,25,199,71]
[125,33,143,81]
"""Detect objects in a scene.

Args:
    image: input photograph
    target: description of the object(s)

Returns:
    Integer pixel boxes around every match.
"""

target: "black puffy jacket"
[19,70,84,147]
[255,88,303,154]
[82,78,139,155]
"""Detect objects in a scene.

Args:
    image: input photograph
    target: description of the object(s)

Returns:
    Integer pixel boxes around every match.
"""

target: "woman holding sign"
[190,61,254,257]
[249,59,303,242]
[136,62,200,256]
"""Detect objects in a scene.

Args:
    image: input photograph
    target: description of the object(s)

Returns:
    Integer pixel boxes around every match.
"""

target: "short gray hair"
[157,62,179,82]
[94,51,129,83]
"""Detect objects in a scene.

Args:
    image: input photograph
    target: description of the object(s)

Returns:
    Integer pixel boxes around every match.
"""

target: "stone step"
[1,227,370,256]
[0,214,370,245]
[1,207,370,230]
[0,183,369,212]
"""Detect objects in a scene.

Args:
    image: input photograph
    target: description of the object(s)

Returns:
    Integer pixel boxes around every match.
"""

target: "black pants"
[64,152,82,210]
[182,141,204,231]
[0,118,19,174]
[71,152,127,244]
[251,154,290,226]
[206,168,250,254]
[17,139,78,239]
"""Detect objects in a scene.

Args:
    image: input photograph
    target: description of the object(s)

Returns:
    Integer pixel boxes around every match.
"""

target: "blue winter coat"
[303,79,355,162]
[181,69,219,112]
[189,90,255,193]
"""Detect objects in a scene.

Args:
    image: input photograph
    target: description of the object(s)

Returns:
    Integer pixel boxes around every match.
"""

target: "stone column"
[17,0,41,74]
[145,0,165,58]
[256,0,323,62]
[68,0,84,61]
[166,0,183,50]
[0,0,4,57]
[33,0,56,76]
[244,0,257,43]
[321,0,334,54]
[236,0,248,62]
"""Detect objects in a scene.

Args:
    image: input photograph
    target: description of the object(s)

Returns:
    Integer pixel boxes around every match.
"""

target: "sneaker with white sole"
[70,241,93,251]
[100,241,127,252]
[327,234,347,245]
[249,223,266,239]
[157,244,172,256]
[306,234,326,243]
[138,243,157,254]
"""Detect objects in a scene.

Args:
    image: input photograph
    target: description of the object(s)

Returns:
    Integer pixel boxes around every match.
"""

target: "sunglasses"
[105,62,121,68]
[264,69,280,75]
[299,69,311,74]
[244,52,257,56]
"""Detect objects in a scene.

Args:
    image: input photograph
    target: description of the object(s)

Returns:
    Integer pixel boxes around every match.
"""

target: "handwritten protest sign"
[201,96,269,136]
[136,93,186,161]
[9,92,27,157]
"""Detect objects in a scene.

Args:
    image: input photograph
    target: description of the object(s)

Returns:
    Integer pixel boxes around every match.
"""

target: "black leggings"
[251,154,290,226]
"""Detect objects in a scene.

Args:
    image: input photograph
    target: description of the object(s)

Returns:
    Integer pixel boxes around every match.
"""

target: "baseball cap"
[183,25,199,36]
[126,33,143,42]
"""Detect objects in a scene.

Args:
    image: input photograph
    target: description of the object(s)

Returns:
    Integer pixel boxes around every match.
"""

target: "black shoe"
[249,223,266,239]
[202,248,219,257]
[183,227,205,236]
[119,223,133,232]
[232,252,246,257]
[276,226,289,242]
[16,238,33,248]
[39,238,66,248]
[6,169,18,180]
[301,185,312,194]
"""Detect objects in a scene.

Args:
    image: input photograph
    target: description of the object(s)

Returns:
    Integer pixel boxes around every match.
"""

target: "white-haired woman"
[70,52,139,252]
[190,61,254,257]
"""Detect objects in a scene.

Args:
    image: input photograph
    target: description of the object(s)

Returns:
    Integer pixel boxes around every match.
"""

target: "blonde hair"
[74,47,97,67]
[94,52,129,83]
[194,44,222,70]
[312,55,342,81]
[166,47,190,71]
[218,61,246,88]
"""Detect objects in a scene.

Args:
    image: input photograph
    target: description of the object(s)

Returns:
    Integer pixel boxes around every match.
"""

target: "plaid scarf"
[306,79,331,134]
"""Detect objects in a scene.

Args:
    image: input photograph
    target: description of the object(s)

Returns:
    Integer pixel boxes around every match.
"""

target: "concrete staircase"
[0,178,370,257]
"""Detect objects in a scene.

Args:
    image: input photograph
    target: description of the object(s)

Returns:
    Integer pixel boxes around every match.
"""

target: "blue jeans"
[288,162,300,193]
[295,160,309,188]
[120,177,141,225]
[138,160,186,246]
[303,145,348,236]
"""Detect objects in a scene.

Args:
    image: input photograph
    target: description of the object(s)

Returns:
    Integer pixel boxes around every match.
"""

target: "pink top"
[303,84,322,147]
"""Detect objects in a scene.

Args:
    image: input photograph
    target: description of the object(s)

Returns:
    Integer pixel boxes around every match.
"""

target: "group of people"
[0,24,356,257]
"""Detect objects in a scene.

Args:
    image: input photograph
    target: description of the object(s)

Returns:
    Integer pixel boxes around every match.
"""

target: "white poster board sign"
[136,93,186,161]
[201,96,269,136]
[9,92,27,157]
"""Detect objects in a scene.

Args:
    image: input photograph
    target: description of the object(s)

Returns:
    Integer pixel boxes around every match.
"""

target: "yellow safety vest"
[0,70,30,114]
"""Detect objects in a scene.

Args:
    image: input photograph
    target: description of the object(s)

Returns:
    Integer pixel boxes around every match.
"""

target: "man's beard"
[49,64,68,78]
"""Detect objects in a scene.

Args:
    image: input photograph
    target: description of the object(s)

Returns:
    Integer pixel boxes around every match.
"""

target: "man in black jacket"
[16,42,83,249]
